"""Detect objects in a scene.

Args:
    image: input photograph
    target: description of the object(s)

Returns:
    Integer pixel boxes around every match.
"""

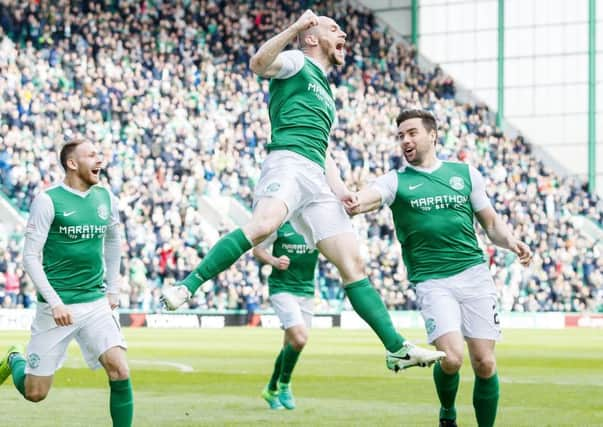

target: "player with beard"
[161,10,445,372]
[0,140,133,427]
[348,109,533,427]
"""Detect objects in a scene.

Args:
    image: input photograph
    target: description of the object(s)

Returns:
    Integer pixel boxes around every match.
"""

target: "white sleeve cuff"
[371,171,398,206]
[469,165,492,212]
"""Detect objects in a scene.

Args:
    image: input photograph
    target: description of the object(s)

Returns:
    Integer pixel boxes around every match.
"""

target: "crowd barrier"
[0,309,602,330]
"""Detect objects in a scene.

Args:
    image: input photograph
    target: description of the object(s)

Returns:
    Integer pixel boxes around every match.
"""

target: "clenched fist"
[292,10,319,33]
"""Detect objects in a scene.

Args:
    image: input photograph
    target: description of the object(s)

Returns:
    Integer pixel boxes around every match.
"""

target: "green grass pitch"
[1,328,602,426]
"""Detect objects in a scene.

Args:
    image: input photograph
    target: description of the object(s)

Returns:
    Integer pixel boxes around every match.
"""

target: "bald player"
[161,10,445,373]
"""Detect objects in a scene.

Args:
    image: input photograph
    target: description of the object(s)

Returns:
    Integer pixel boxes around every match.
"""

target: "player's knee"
[441,353,463,373]
[473,355,496,378]
[25,389,48,403]
[339,253,365,282]
[290,334,308,351]
[104,355,130,381]
[107,364,130,381]
[245,221,279,245]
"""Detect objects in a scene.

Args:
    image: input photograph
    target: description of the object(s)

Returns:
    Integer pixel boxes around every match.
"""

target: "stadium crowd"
[0,0,601,314]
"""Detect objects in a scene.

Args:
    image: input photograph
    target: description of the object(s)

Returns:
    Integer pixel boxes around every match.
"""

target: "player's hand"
[292,10,319,33]
[341,191,360,215]
[273,255,290,270]
[511,240,532,266]
[107,293,120,310]
[52,304,73,327]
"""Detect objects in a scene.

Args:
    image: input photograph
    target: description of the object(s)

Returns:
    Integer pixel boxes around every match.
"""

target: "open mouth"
[404,148,415,156]
[335,41,345,53]
[91,168,101,177]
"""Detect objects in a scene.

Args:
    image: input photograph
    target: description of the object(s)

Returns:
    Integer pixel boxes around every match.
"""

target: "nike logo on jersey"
[409,184,423,190]
[63,210,76,217]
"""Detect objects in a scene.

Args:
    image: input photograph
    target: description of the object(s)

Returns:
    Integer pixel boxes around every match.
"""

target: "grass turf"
[1,327,602,426]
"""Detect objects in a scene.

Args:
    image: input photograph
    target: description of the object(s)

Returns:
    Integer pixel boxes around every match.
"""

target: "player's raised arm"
[249,9,318,78]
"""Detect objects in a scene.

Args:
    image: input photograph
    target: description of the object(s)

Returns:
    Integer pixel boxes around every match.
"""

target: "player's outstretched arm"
[475,207,533,266]
[346,188,382,216]
[249,9,318,78]
[346,170,396,216]
[252,247,291,271]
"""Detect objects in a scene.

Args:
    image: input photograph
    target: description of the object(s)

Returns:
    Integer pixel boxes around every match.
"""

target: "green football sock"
[433,361,459,420]
[473,373,499,427]
[109,378,134,427]
[9,353,26,397]
[182,228,252,294]
[268,349,284,391]
[279,344,301,385]
[344,278,405,352]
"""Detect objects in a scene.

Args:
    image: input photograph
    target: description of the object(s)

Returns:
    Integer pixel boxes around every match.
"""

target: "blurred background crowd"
[0,0,601,313]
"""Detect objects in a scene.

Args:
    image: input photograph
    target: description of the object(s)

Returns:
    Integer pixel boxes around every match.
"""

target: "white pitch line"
[480,377,603,387]
[130,359,194,372]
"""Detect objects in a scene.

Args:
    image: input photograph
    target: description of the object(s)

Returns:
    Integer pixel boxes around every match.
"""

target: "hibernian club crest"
[97,204,109,220]
[449,176,464,190]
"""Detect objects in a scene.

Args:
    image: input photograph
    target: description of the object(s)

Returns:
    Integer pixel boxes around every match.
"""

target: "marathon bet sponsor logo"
[59,224,108,239]
[282,243,312,254]
[307,82,335,113]
[449,176,464,190]
[410,194,468,211]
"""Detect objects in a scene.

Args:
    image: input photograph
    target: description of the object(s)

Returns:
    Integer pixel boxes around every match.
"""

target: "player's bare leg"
[161,198,287,309]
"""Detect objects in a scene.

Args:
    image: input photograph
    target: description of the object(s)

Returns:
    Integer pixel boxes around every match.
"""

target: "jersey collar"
[305,55,327,76]
[405,159,443,174]
[60,182,93,198]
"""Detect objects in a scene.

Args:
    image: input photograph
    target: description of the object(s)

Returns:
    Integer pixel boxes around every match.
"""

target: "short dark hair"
[396,109,438,135]
[59,139,85,171]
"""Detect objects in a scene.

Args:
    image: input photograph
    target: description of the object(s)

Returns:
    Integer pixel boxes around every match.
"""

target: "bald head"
[298,16,335,48]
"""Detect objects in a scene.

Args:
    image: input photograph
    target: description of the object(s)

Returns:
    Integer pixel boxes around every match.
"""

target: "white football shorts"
[25,297,127,376]
[270,292,314,330]
[253,150,354,249]
[416,263,501,344]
